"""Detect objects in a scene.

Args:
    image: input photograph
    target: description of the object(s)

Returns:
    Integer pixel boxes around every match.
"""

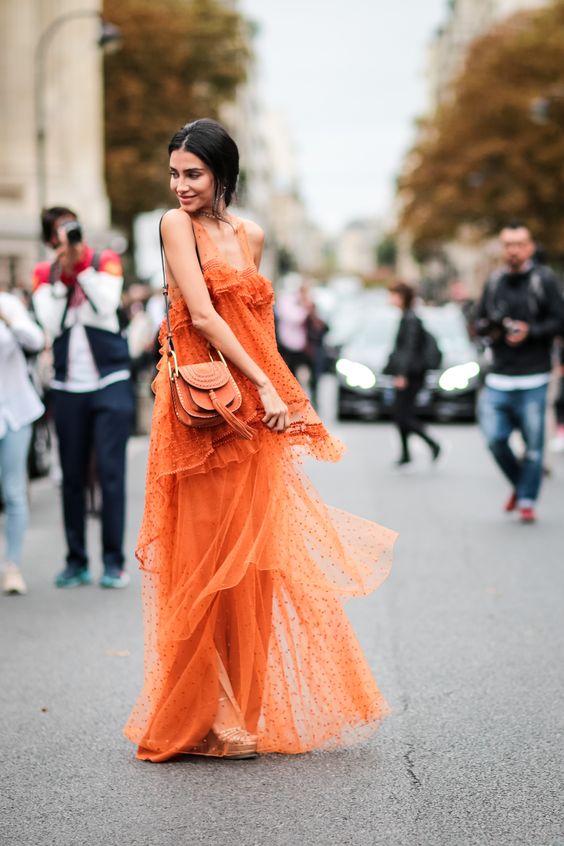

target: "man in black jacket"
[475,223,564,522]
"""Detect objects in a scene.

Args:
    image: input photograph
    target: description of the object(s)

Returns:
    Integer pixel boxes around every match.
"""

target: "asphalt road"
[2,379,563,846]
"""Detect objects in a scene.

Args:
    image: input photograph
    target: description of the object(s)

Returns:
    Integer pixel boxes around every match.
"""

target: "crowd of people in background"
[0,288,45,594]
[1,212,564,595]
[275,279,328,409]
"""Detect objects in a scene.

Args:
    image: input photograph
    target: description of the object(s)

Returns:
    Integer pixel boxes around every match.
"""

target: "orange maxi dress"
[124,216,397,761]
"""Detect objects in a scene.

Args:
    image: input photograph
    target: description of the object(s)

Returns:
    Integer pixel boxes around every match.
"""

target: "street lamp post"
[34,9,121,257]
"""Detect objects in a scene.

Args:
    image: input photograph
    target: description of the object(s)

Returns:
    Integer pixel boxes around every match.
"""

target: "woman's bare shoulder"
[161,208,195,239]
[237,216,265,249]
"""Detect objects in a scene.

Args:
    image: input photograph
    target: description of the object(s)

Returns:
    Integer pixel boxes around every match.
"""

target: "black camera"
[476,311,518,341]
[60,219,83,245]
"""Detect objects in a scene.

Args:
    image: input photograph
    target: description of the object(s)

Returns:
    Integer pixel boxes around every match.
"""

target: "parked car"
[336,305,481,421]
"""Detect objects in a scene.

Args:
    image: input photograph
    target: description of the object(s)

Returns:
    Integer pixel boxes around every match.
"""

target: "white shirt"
[33,257,130,393]
[65,324,101,390]
[485,372,551,391]
[0,292,45,438]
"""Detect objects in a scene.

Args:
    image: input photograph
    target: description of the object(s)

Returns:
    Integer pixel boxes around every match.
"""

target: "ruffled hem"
[165,262,274,331]
[126,436,396,760]
[128,230,396,760]
[201,260,275,306]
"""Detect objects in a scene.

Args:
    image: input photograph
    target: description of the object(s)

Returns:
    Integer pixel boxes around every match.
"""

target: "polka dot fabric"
[124,217,397,761]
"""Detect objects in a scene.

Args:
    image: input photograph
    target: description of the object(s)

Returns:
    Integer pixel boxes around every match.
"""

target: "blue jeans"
[479,383,548,505]
[0,424,32,565]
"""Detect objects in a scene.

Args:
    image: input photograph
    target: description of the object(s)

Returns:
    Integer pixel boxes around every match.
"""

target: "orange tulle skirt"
[124,432,396,761]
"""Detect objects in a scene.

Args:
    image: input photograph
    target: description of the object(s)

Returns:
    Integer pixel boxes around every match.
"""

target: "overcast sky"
[240,0,447,234]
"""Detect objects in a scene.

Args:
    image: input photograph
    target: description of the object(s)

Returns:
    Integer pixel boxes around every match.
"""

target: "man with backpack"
[385,281,442,466]
[32,207,134,587]
[475,222,564,523]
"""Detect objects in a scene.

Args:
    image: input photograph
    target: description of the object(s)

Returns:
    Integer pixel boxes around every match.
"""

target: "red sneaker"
[519,506,537,524]
[504,492,518,512]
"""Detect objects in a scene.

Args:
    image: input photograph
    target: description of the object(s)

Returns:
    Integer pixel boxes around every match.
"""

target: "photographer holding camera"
[475,222,564,522]
[32,206,134,588]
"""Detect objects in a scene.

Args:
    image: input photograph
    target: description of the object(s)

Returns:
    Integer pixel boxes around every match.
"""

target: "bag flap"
[178,361,230,390]
[190,382,237,411]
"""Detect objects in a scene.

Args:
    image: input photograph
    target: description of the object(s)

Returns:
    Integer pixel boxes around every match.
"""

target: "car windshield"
[352,310,399,348]
[350,307,473,357]
[325,297,367,344]
[420,309,473,356]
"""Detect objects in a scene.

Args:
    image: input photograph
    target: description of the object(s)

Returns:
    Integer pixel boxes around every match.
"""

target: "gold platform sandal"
[184,656,258,759]
[185,726,258,760]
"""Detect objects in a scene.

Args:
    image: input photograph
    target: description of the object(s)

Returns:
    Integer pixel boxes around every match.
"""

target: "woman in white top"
[0,291,45,594]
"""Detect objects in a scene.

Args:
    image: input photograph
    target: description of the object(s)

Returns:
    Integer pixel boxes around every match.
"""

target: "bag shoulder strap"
[49,250,104,332]
[159,213,203,360]
[485,269,503,316]
[48,260,73,333]
[158,215,174,359]
[530,268,545,299]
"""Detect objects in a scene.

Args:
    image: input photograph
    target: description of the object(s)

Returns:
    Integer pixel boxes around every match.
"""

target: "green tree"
[103,0,250,233]
[376,234,397,268]
[399,1,564,257]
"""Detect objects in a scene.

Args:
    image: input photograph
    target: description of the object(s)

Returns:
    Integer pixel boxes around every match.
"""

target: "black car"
[336,305,481,421]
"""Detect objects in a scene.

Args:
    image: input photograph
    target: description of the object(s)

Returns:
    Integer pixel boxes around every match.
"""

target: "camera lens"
[61,220,82,245]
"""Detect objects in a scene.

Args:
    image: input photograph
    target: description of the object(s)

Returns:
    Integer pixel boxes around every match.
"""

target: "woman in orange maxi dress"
[124,119,397,761]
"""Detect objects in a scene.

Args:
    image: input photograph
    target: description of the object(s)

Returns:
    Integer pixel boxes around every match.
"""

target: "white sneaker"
[3,564,27,595]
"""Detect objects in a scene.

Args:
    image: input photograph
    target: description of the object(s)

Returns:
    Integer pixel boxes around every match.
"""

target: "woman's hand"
[258,381,290,432]
[504,320,529,346]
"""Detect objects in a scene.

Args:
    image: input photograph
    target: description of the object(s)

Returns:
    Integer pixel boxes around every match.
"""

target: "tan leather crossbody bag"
[160,216,255,441]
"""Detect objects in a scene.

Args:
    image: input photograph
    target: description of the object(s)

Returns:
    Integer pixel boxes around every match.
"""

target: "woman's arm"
[32,276,69,339]
[161,210,288,431]
[0,294,44,353]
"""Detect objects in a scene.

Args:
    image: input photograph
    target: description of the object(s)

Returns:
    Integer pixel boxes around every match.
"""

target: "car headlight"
[438,361,480,392]
[336,358,377,390]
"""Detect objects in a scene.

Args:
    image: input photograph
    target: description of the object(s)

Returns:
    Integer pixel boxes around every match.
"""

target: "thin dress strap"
[190,218,217,266]
[191,216,255,272]
[234,220,256,269]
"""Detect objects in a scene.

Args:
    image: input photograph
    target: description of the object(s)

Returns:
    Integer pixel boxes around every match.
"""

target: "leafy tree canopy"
[376,234,397,268]
[399,1,564,257]
[103,0,250,232]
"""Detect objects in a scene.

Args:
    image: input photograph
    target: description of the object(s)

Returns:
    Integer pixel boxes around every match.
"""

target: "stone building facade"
[0,0,110,289]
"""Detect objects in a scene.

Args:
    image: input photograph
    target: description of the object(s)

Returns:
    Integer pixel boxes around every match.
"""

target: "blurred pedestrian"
[300,284,328,409]
[32,207,134,588]
[276,281,327,408]
[0,290,45,594]
[551,343,564,452]
[474,222,564,522]
[124,118,395,763]
[384,281,441,466]
[275,280,309,376]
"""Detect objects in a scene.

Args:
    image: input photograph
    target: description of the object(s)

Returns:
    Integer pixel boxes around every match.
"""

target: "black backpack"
[420,324,442,371]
